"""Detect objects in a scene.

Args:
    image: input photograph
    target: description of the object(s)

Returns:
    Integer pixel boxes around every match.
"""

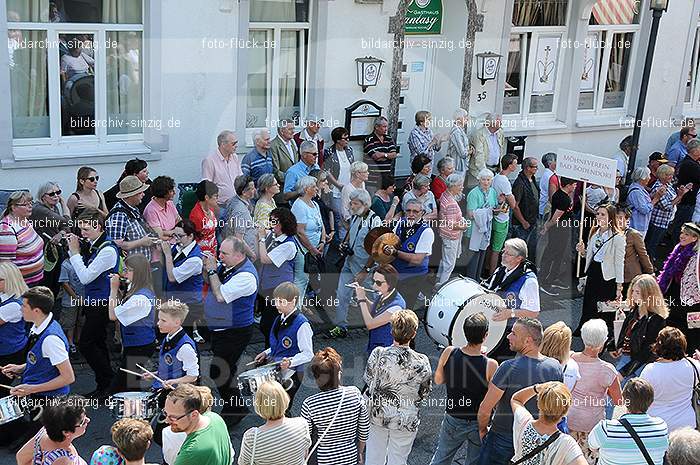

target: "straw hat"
[115,175,149,199]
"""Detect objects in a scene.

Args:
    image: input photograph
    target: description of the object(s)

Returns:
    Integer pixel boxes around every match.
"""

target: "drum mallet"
[0,383,13,390]
[119,368,145,377]
[135,363,169,387]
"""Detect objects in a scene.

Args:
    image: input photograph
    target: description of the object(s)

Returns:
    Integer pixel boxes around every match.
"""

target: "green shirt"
[174,412,232,465]
[466,186,497,237]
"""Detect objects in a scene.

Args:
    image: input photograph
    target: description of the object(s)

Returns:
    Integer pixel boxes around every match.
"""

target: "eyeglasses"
[165,410,193,422]
[340,136,350,140]
[14,202,32,207]
[45,190,62,197]
[74,415,89,429]
[405,209,422,214]
[373,279,386,286]
[690,133,698,138]
[171,233,186,239]
[86,176,99,182]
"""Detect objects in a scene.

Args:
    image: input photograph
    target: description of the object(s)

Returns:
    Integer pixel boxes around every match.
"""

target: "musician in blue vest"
[254,282,313,408]
[256,207,298,347]
[108,253,157,393]
[351,264,406,355]
[67,207,119,397]
[0,262,29,387]
[149,300,199,389]
[203,236,258,425]
[382,198,435,310]
[160,219,204,337]
[483,238,541,360]
[1,286,74,398]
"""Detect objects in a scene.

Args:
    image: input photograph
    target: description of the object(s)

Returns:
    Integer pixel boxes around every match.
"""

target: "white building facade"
[1,0,699,192]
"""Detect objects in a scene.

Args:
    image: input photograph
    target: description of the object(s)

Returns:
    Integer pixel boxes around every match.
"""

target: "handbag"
[685,357,700,428]
[619,418,655,465]
[510,430,561,465]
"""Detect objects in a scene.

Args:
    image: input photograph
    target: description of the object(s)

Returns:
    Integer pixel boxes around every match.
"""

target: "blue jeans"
[645,223,665,260]
[477,430,513,465]
[605,354,645,419]
[430,415,481,465]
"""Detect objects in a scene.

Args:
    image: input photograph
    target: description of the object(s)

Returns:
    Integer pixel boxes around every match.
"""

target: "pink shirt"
[438,191,464,240]
[144,198,180,233]
[567,353,618,433]
[201,148,242,204]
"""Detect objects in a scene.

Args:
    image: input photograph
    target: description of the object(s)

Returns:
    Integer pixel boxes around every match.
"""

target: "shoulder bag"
[686,357,700,428]
[510,430,561,465]
[619,417,655,465]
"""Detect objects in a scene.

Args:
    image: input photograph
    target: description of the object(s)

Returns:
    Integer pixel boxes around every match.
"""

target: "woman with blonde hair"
[575,203,626,337]
[510,381,587,465]
[569,319,622,465]
[0,190,45,285]
[67,166,108,218]
[658,222,700,353]
[541,322,580,391]
[612,274,667,386]
[107,253,157,393]
[0,261,29,387]
[238,380,311,465]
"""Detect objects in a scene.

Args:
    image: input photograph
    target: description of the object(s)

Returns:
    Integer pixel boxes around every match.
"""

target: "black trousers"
[79,302,114,390]
[209,325,254,415]
[540,226,572,284]
[397,274,432,311]
[109,341,157,393]
[181,301,204,339]
[258,292,277,349]
[575,260,617,336]
[285,371,303,415]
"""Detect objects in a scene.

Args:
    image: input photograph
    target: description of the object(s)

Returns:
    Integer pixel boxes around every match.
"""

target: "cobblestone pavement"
[0,291,583,464]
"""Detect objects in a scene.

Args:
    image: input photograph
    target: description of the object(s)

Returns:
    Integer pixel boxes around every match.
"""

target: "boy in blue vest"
[144,300,199,390]
[1,286,74,398]
[254,282,313,409]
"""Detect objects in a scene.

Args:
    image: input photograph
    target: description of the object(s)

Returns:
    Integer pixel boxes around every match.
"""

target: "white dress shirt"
[0,293,22,323]
[219,268,257,303]
[29,313,69,366]
[263,311,314,368]
[114,292,153,326]
[487,131,501,166]
[165,328,199,377]
[266,234,297,267]
[502,267,541,312]
[171,241,203,284]
[69,239,119,285]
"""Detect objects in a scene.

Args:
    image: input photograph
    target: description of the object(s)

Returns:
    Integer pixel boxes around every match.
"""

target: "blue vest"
[0,296,27,356]
[22,319,70,397]
[392,221,430,278]
[84,239,120,301]
[154,329,197,389]
[497,271,536,334]
[259,235,296,292]
[367,291,406,354]
[120,288,156,348]
[205,259,258,330]
[163,244,204,304]
[269,311,309,373]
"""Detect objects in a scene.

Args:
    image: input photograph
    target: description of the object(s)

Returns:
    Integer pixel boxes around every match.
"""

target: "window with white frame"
[503,0,570,118]
[577,0,641,113]
[684,11,700,110]
[7,0,143,148]
[246,0,310,129]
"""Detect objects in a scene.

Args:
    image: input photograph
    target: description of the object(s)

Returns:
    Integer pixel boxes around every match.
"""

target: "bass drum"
[425,277,507,354]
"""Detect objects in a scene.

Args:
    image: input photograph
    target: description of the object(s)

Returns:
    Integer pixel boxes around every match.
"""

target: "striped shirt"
[300,386,370,465]
[438,191,464,240]
[241,149,274,184]
[238,417,311,465]
[363,132,398,187]
[588,413,669,465]
[649,181,677,228]
[0,216,44,284]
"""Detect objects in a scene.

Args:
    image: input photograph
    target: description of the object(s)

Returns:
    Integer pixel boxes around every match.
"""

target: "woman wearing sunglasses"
[67,166,108,219]
[351,264,406,355]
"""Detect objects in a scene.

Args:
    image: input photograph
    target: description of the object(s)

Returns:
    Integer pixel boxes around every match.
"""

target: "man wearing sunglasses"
[164,384,233,465]
[382,198,434,310]
[667,126,697,168]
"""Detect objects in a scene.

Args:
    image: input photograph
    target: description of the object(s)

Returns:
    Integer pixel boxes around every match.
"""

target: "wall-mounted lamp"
[355,56,385,93]
[475,51,503,85]
[649,0,669,12]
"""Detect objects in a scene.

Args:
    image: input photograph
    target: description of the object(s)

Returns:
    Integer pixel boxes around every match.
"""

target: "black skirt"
[576,260,617,335]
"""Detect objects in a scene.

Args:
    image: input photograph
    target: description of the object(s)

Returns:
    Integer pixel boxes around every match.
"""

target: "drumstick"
[344,283,376,293]
[135,363,168,386]
[119,368,144,377]
[0,383,13,390]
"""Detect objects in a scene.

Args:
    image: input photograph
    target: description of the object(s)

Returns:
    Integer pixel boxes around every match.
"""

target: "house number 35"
[477,92,487,102]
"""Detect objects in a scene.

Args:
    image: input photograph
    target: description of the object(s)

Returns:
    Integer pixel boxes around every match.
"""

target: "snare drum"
[108,392,158,420]
[425,277,507,354]
[237,366,282,397]
[0,395,25,425]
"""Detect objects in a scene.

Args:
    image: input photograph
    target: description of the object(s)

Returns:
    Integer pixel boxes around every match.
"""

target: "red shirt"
[431,176,448,201]
[189,201,217,257]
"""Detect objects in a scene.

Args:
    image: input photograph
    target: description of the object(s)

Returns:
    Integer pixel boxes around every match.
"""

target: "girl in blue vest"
[351,264,406,355]
[2,286,74,402]
[0,262,29,387]
[160,219,204,337]
[257,207,298,348]
[254,282,313,409]
[108,253,157,393]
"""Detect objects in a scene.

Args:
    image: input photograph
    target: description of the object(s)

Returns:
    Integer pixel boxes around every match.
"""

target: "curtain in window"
[103,0,142,24]
[250,0,295,22]
[247,30,269,128]
[10,29,49,138]
[6,0,49,22]
[278,31,299,123]
[106,31,142,134]
[512,0,567,27]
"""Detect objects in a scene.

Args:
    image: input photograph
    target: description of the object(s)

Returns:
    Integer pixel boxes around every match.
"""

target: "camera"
[119,277,129,293]
[338,242,354,258]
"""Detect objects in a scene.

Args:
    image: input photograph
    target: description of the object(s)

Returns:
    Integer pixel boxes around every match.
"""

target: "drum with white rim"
[0,395,25,425]
[425,277,507,354]
[108,392,158,420]
[237,365,293,397]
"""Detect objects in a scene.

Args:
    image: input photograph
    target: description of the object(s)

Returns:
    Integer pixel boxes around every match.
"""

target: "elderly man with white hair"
[270,120,299,187]
[201,129,242,211]
[447,108,473,179]
[465,168,499,280]
[666,428,700,465]
[483,238,540,359]
[469,113,505,190]
[294,114,325,166]
[627,166,664,238]
[436,173,468,286]
[340,161,369,238]
[568,319,623,465]
[328,189,383,339]
[241,128,273,186]
[283,140,321,204]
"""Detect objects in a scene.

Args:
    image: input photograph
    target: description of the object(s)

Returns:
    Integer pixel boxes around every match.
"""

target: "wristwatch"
[511,309,516,319]
[207,269,217,277]
[364,266,372,273]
